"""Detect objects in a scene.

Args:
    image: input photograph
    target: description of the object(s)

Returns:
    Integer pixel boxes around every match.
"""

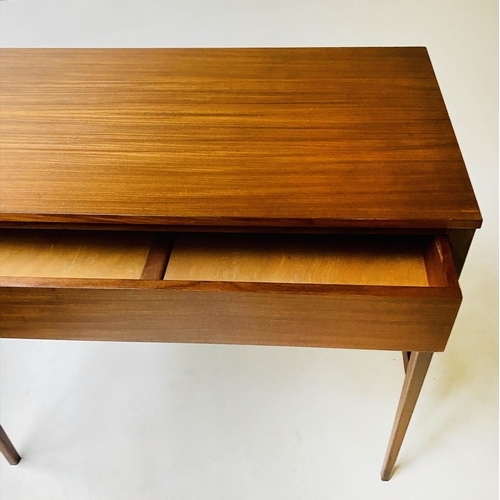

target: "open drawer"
[0,230,461,351]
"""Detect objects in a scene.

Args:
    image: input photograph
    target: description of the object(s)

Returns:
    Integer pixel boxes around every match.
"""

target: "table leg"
[402,351,411,373]
[381,351,433,481]
[0,425,21,465]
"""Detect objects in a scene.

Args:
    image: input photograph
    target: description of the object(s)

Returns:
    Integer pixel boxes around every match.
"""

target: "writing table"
[0,47,481,480]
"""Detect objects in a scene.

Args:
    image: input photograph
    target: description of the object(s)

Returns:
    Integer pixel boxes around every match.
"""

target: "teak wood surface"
[0,280,460,352]
[0,235,462,351]
[381,351,434,480]
[0,47,482,478]
[0,228,461,352]
[0,47,481,230]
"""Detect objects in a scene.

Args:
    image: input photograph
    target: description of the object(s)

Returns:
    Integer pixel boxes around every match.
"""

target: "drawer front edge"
[0,286,461,352]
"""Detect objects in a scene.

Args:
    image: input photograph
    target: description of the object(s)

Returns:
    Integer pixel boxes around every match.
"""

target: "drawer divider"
[140,234,174,280]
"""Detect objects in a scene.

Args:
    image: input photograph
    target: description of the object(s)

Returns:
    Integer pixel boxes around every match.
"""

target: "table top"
[0,47,481,229]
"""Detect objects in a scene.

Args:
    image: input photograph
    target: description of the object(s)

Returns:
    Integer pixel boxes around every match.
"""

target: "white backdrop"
[0,1,497,499]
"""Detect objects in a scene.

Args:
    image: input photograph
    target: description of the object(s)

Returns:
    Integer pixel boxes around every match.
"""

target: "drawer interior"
[0,230,156,279]
[0,229,460,351]
[164,233,430,286]
[0,230,451,288]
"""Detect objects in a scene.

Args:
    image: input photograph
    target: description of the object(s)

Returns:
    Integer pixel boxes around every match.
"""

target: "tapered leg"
[0,425,21,465]
[381,351,433,481]
[402,351,411,373]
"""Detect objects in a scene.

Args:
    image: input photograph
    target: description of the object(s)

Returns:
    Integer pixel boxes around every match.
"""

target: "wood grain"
[164,234,429,286]
[381,351,434,480]
[0,234,461,351]
[0,233,460,350]
[0,229,153,279]
[0,282,461,352]
[422,235,459,288]
[0,48,481,229]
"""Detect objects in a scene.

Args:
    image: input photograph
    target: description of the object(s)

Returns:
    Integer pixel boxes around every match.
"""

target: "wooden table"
[0,47,481,480]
